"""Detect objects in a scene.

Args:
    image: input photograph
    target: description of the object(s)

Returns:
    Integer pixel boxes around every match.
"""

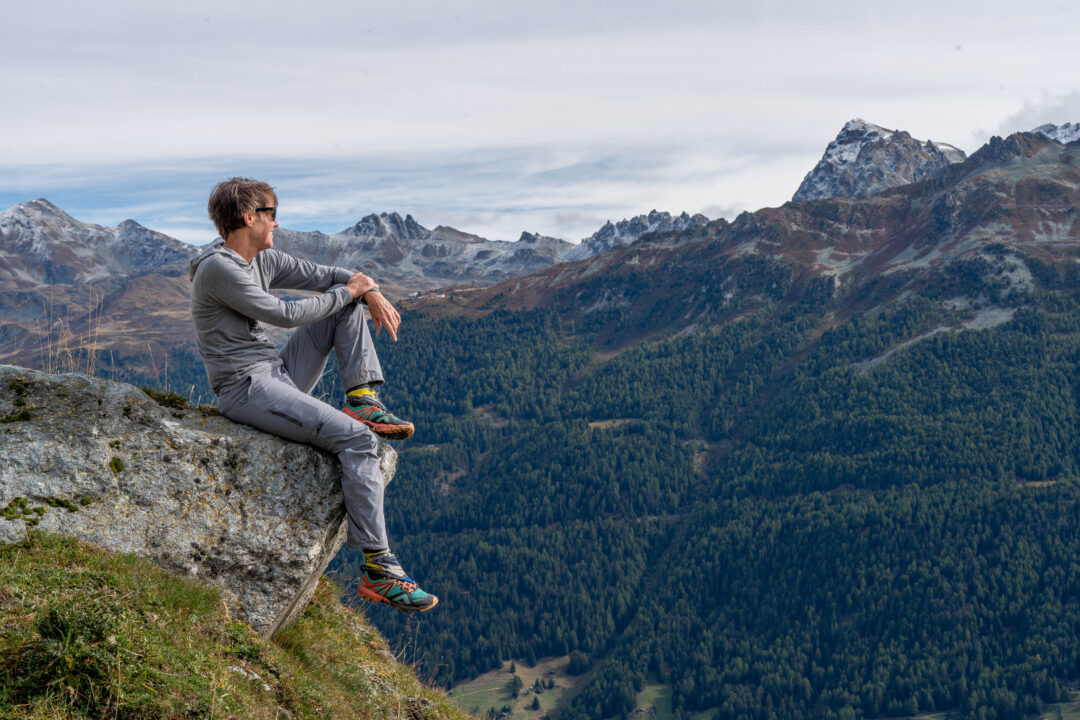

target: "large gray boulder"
[0,364,395,637]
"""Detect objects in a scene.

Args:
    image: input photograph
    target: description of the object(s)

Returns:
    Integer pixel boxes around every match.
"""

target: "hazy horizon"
[2,0,1078,245]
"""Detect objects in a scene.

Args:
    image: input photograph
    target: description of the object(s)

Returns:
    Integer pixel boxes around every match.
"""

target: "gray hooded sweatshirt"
[189,243,354,394]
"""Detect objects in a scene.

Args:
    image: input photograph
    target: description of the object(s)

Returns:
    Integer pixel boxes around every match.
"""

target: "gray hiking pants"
[216,294,389,550]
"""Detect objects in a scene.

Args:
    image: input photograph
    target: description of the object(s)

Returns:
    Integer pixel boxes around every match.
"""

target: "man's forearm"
[266,249,355,292]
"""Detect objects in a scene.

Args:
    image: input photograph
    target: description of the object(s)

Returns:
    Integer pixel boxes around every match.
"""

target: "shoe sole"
[363,422,415,440]
[342,408,415,439]
[357,584,439,613]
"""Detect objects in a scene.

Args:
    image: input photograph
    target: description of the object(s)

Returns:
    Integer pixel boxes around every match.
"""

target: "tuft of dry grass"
[36,281,106,378]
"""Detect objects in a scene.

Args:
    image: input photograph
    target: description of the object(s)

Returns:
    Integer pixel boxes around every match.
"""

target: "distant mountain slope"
[0,200,201,377]
[792,118,966,201]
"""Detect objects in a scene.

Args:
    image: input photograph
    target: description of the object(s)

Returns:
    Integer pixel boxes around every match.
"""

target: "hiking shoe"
[343,391,415,439]
[357,553,438,613]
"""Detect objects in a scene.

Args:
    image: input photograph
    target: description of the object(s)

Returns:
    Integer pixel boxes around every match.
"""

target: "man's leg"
[279,295,383,394]
[217,366,388,550]
[280,297,413,439]
[266,301,433,611]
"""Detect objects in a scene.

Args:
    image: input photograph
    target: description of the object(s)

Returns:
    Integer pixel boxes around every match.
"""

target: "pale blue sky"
[1,0,1078,244]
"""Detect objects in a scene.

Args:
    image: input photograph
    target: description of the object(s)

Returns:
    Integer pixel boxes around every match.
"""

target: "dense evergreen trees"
[319,286,1080,719]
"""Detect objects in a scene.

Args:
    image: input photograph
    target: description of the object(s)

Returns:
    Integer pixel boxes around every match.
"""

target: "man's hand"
[346,272,378,299]
[363,289,402,341]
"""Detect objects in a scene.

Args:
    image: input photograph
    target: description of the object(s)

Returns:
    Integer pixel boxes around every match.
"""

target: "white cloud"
[0,140,812,245]
[4,2,1074,163]
[997,92,1080,137]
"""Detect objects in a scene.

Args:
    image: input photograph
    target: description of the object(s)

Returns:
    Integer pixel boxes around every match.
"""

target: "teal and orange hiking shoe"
[357,552,438,613]
[343,389,415,440]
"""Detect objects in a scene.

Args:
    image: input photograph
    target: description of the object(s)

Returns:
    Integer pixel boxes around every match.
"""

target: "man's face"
[250,201,278,252]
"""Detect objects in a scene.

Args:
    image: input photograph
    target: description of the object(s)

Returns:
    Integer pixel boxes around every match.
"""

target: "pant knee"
[342,426,379,456]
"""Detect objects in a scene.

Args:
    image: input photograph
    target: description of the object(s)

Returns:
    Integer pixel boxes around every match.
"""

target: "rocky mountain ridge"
[565,210,710,261]
[272,212,577,292]
[1033,122,1080,144]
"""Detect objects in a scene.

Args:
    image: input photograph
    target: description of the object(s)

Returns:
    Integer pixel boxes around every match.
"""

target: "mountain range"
[271,214,583,295]
[564,210,710,261]
[0,200,707,373]
[465,129,1075,328]
[2,118,1074,386]
[2,118,1075,381]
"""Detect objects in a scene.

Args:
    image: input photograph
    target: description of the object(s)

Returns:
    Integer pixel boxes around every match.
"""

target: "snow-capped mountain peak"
[344,212,430,242]
[0,198,92,237]
[793,119,966,202]
[823,118,895,165]
[0,199,198,288]
[1032,123,1080,144]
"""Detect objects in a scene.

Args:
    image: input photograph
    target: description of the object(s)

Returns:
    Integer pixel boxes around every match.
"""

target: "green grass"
[632,685,715,720]
[140,385,219,415]
[0,532,472,720]
[449,667,513,714]
[449,665,723,720]
[448,656,585,719]
[1019,692,1080,720]
[634,684,672,719]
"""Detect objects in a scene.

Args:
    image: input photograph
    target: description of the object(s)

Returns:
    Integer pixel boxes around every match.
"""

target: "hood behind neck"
[189,241,251,280]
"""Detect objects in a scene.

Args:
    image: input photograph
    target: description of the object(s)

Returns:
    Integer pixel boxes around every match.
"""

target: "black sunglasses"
[255,206,277,220]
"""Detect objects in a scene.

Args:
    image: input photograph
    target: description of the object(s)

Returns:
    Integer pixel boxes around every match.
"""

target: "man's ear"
[243,211,254,227]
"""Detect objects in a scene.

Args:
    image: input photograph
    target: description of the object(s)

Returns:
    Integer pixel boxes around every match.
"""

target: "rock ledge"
[0,365,394,636]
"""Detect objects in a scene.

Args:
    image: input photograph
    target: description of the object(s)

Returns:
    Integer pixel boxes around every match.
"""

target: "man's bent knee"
[312,416,379,456]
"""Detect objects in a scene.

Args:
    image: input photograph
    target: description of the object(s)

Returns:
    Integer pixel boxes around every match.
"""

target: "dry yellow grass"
[0,532,472,720]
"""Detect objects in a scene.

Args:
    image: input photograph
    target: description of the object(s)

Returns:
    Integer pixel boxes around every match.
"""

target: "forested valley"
[321,246,1080,720]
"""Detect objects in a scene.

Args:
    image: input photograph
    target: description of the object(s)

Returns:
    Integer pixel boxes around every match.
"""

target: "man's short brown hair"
[207,177,278,240]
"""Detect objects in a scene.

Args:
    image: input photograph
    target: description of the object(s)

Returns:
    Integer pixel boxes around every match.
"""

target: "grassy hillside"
[0,532,470,720]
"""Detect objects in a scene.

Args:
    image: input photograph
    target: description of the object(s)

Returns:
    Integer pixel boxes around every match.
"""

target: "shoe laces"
[349,391,387,410]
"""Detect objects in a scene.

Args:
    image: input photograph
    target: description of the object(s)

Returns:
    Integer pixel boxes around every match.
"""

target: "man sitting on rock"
[189,177,437,613]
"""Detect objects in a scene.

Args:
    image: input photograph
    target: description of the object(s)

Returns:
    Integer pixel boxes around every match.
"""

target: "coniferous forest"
[326,259,1080,720]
